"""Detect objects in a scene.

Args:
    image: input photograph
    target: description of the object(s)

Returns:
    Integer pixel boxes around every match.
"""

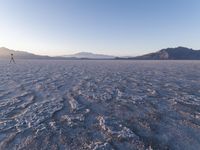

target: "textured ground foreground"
[0,60,200,150]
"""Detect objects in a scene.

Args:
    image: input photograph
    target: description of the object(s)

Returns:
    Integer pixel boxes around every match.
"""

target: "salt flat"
[0,60,200,150]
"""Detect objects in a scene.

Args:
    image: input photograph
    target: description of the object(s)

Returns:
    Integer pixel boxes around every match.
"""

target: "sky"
[0,0,200,56]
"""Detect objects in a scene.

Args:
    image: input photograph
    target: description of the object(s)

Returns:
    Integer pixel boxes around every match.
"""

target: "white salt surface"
[0,60,200,150]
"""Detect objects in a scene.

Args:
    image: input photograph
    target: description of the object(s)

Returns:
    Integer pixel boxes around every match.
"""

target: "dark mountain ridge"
[116,47,200,60]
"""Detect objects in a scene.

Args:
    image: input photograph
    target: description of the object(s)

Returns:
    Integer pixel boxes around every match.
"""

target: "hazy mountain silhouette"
[62,52,114,59]
[0,47,75,60]
[0,47,53,59]
[0,47,114,60]
[116,47,200,60]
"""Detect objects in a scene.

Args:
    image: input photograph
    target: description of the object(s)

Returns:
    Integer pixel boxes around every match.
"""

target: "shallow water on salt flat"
[0,60,200,150]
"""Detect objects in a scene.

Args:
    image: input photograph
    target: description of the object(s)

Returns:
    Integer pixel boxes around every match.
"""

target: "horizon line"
[0,46,198,57]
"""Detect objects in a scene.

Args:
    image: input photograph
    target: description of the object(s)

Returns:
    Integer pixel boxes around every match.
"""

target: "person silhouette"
[10,53,16,64]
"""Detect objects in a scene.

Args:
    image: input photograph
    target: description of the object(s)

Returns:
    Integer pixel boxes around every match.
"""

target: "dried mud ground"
[0,60,200,150]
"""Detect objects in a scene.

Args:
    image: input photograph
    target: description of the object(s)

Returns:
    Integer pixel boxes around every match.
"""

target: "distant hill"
[0,47,56,59]
[62,52,115,59]
[0,47,75,60]
[116,47,200,60]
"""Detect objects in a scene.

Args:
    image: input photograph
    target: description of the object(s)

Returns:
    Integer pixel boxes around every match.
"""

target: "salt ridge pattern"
[0,60,200,150]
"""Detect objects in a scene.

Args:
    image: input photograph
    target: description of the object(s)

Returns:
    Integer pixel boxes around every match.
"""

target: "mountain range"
[116,47,200,60]
[1,46,200,60]
[135,47,200,60]
[62,52,114,59]
[0,47,74,60]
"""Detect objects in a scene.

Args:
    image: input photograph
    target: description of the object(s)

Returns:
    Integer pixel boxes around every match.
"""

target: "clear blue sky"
[0,0,200,56]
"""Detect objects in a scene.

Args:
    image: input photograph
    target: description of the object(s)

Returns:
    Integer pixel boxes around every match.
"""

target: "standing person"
[10,53,16,64]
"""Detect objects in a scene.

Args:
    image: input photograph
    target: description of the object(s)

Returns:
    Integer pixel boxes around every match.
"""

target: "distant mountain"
[0,47,75,60]
[0,47,54,59]
[116,47,200,60]
[63,52,115,59]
